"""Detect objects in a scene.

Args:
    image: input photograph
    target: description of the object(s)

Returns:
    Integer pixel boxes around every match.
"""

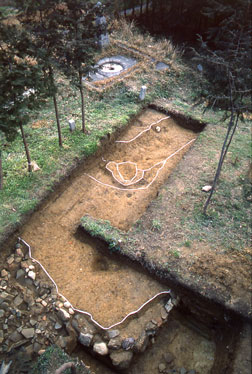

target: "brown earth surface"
[17,109,196,328]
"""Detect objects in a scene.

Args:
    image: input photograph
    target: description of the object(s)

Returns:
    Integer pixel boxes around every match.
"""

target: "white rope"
[18,237,171,330]
[115,116,170,144]
[85,138,196,191]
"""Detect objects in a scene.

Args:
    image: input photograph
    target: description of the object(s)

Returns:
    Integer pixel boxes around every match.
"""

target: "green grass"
[0,20,250,251]
[178,119,251,252]
[0,81,140,240]
[80,215,125,252]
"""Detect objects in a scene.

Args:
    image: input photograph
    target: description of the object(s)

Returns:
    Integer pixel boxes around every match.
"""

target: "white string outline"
[85,138,196,191]
[18,237,171,330]
[115,116,170,144]
[17,117,194,330]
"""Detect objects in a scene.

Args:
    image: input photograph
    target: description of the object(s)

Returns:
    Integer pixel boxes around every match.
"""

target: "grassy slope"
[0,20,251,252]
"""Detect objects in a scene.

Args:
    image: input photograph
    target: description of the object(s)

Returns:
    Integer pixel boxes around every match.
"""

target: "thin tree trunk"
[140,0,143,15]
[146,0,149,15]
[49,66,62,147]
[79,69,86,134]
[0,149,3,190]
[203,110,239,214]
[20,123,32,173]
[132,1,135,16]
[53,93,63,146]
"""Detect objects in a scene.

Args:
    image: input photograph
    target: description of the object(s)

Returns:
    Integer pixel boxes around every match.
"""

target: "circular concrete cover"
[87,55,137,82]
[99,62,124,74]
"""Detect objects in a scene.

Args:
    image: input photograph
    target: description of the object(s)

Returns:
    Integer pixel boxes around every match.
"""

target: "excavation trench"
[1,107,243,373]
[18,108,197,325]
[13,108,232,372]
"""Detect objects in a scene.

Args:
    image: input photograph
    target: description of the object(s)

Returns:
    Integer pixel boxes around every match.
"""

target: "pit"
[0,108,248,373]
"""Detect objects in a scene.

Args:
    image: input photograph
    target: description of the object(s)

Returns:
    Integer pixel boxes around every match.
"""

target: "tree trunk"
[132,0,135,16]
[49,66,62,147]
[140,0,143,15]
[203,110,239,214]
[20,123,32,173]
[79,69,86,134]
[0,149,3,190]
[146,0,150,15]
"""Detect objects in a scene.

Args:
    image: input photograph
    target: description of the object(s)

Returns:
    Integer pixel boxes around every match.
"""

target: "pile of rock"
[0,244,179,371]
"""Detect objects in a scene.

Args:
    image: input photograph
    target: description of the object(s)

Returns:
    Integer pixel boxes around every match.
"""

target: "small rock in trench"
[93,342,108,356]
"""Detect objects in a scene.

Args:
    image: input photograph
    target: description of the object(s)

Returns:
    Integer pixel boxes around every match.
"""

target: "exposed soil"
[18,109,196,326]
[1,107,250,373]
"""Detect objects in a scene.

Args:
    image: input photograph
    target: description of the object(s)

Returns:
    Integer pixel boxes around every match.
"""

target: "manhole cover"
[99,62,123,74]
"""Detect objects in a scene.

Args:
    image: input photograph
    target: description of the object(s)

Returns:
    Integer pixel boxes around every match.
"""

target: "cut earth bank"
[0,104,251,373]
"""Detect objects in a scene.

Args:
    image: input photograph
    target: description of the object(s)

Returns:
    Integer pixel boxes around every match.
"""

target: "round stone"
[93,342,108,356]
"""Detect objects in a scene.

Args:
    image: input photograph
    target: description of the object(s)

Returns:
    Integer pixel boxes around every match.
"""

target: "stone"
[30,161,40,172]
[1,291,13,300]
[188,371,196,374]
[55,322,62,330]
[0,309,5,318]
[68,308,74,315]
[163,352,175,364]
[180,368,187,374]
[58,308,70,322]
[7,256,14,265]
[93,342,108,356]
[108,337,121,350]
[68,119,76,132]
[197,64,203,72]
[202,185,212,192]
[64,301,71,308]
[9,330,23,343]
[16,269,25,279]
[78,332,93,347]
[110,351,133,370]
[21,328,35,339]
[145,321,157,336]
[41,300,47,307]
[13,295,23,307]
[159,363,167,373]
[16,248,24,257]
[135,331,149,353]
[107,329,120,339]
[0,302,8,311]
[155,61,170,71]
[33,342,42,352]
[0,330,4,344]
[139,85,147,100]
[38,349,46,355]
[28,271,36,280]
[164,299,174,313]
[29,319,37,327]
[1,269,8,278]
[122,337,135,350]
[57,336,67,348]
[161,307,168,320]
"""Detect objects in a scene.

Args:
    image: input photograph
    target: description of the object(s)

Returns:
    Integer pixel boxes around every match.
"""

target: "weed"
[171,249,181,258]
[184,240,191,248]
[151,219,162,232]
